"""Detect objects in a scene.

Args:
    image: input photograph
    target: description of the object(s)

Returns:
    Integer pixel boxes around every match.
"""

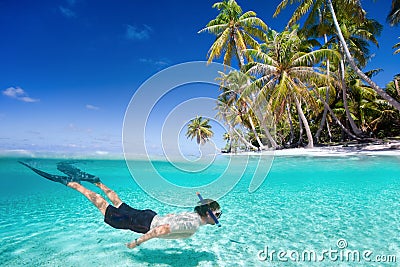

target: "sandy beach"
[227,140,400,157]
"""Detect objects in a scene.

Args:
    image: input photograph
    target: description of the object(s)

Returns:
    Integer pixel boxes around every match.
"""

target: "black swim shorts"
[104,203,157,234]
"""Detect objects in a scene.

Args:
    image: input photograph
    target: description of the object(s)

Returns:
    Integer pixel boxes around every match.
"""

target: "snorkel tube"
[196,192,221,227]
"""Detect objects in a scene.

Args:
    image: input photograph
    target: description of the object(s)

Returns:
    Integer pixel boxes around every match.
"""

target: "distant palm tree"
[387,0,400,26]
[222,132,231,152]
[186,116,214,145]
[198,0,267,67]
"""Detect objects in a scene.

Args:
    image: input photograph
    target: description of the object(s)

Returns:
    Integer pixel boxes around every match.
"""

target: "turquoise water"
[0,155,399,266]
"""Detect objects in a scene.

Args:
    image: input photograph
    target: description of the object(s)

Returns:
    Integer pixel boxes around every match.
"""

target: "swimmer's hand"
[126,225,171,249]
[126,240,139,249]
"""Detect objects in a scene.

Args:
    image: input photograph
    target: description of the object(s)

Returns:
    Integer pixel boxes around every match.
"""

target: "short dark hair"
[194,199,220,217]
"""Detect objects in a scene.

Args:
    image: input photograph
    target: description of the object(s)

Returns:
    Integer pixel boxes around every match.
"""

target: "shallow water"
[0,155,399,266]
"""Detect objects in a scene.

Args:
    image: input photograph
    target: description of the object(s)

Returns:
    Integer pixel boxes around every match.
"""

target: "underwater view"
[1,155,399,266]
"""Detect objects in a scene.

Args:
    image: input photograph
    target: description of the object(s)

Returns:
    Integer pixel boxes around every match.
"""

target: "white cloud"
[139,58,170,68]
[95,151,109,155]
[59,6,76,18]
[86,104,100,110]
[125,24,152,41]
[3,87,23,97]
[2,87,39,103]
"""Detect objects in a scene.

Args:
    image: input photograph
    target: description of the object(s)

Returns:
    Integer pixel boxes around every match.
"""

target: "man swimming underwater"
[19,161,222,249]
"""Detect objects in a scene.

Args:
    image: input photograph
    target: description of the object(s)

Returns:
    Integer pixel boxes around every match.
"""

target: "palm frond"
[287,0,314,27]
[292,49,340,67]
[387,0,400,26]
[244,49,278,67]
[394,38,400,54]
[241,33,260,51]
[239,17,268,31]
[198,23,228,34]
[274,0,290,18]
[207,28,231,63]
[239,11,257,20]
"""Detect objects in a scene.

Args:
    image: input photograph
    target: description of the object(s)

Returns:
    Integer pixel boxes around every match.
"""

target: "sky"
[0,0,399,157]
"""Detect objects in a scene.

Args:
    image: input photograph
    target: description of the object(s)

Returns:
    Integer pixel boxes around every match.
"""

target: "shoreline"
[228,140,400,157]
[1,140,399,159]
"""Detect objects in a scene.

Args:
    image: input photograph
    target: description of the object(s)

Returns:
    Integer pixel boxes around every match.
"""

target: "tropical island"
[186,0,400,154]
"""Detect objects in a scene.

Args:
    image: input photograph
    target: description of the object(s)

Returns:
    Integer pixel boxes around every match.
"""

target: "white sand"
[227,140,400,157]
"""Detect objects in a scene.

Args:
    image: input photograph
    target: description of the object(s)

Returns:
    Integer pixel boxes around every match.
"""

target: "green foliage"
[186,116,214,145]
[199,0,268,67]
[387,0,400,26]
[204,0,400,150]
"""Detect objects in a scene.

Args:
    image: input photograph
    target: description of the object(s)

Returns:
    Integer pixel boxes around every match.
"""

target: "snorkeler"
[19,161,222,249]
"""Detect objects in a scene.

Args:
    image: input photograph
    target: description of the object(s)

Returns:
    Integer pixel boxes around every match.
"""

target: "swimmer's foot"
[19,161,79,186]
[56,162,101,184]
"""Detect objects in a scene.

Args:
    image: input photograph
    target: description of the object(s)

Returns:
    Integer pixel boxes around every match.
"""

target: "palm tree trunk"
[226,121,234,153]
[339,58,363,136]
[326,119,332,142]
[294,96,314,148]
[264,128,278,149]
[232,127,258,150]
[287,103,295,146]
[314,89,359,140]
[233,35,245,68]
[298,112,304,146]
[247,114,265,149]
[259,115,279,149]
[315,33,331,143]
[252,102,279,149]
[221,111,257,151]
[243,97,265,149]
[395,79,400,96]
[326,0,400,112]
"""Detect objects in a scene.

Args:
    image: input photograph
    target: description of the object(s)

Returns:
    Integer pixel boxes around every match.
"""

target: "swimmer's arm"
[126,224,171,249]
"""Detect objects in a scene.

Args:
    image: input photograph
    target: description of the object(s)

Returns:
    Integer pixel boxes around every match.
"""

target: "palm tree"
[222,132,231,152]
[386,75,400,101]
[394,38,400,55]
[387,0,400,26]
[198,0,267,67]
[186,116,214,145]
[243,28,340,148]
[274,0,400,112]
[388,1,400,55]
[215,84,259,150]
[217,71,264,149]
[223,71,267,148]
[331,17,382,136]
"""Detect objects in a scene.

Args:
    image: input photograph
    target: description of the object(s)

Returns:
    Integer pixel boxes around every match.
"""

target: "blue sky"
[1,0,399,157]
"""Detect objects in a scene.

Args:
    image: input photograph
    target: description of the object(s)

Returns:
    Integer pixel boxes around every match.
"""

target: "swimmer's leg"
[19,161,109,215]
[93,182,123,208]
[68,182,109,216]
[56,162,101,184]
[57,162,121,207]
[19,161,79,186]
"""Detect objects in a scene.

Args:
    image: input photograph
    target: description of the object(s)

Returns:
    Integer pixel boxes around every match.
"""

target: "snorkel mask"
[196,192,221,227]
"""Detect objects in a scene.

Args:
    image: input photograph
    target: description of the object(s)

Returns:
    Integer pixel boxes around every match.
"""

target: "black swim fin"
[56,162,101,184]
[19,161,79,186]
